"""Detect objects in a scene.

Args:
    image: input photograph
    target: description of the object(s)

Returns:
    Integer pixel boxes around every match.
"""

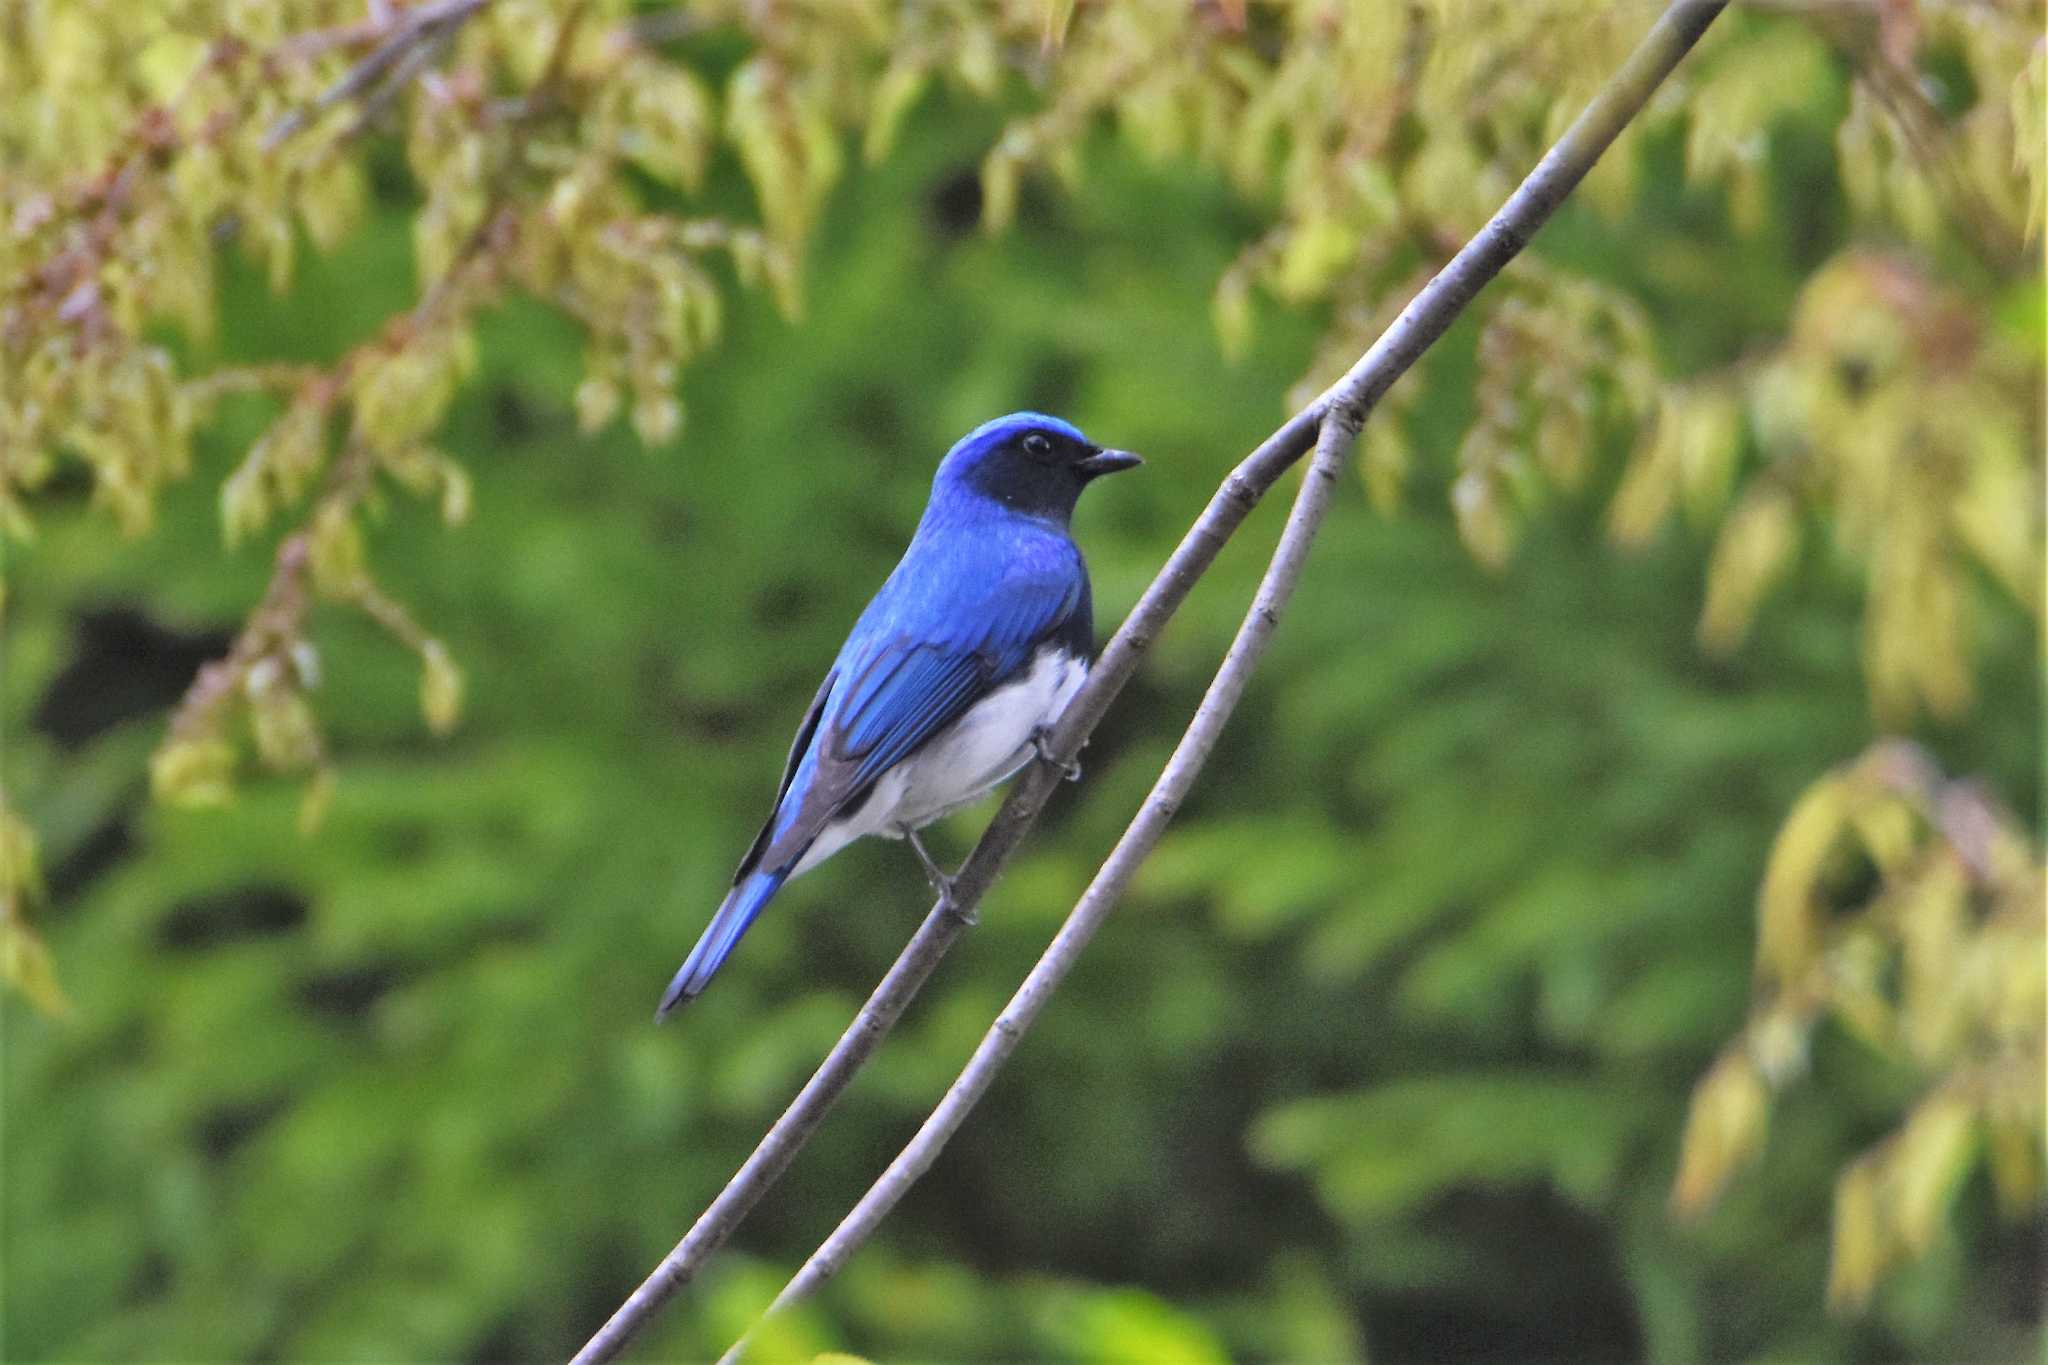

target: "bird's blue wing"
[834,644,1003,784]
[727,667,837,882]
[750,548,1088,873]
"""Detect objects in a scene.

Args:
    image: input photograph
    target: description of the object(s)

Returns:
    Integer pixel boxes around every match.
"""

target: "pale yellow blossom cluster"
[1673,742,2043,1312]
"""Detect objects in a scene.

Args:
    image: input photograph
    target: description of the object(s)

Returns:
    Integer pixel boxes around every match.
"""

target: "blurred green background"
[5,80,2042,1365]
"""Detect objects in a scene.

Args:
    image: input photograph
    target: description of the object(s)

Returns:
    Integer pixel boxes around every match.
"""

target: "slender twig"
[179,363,326,403]
[573,2,1729,1359]
[570,378,1319,1365]
[567,255,1323,1365]
[710,0,1730,1352]
[720,411,1359,1365]
[334,19,459,142]
[262,0,492,150]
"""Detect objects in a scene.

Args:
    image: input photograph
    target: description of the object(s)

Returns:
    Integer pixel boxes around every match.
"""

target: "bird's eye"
[1022,433,1053,458]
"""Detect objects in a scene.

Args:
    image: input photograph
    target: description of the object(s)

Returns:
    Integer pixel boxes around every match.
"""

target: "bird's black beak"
[1076,448,1143,480]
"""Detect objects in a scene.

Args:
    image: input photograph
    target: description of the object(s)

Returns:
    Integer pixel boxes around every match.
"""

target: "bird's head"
[932,412,1142,523]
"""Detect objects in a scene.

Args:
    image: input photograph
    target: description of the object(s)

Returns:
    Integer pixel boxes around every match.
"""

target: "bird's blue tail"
[657,867,789,1019]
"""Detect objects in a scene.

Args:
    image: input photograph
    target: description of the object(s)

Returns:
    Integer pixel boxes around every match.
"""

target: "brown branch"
[162,0,578,779]
[5,38,242,343]
[262,0,493,149]
[180,363,327,403]
[163,436,375,744]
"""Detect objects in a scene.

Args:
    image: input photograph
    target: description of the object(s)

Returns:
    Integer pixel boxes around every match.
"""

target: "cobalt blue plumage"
[658,413,1141,1016]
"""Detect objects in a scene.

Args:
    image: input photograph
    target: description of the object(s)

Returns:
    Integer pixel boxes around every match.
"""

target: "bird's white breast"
[894,646,1087,826]
[790,647,1087,876]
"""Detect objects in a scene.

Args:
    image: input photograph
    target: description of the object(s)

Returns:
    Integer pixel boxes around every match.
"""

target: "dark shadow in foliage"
[295,960,406,1019]
[751,577,823,632]
[194,1094,291,1162]
[489,383,543,446]
[32,606,233,748]
[46,808,139,910]
[1987,1211,2046,1326]
[1364,1183,1643,1364]
[925,166,984,240]
[158,884,310,951]
[368,819,435,865]
[466,1313,529,1365]
[119,1249,171,1308]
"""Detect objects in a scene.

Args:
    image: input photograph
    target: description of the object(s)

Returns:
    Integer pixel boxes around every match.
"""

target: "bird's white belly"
[790,648,1087,876]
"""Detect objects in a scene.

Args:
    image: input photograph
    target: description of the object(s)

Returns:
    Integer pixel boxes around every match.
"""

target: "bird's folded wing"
[729,668,837,880]
[751,568,1084,872]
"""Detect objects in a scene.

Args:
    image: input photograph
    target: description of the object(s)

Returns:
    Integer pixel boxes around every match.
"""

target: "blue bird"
[658,413,1141,1017]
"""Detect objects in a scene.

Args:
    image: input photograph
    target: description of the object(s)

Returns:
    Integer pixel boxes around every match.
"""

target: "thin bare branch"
[263,0,491,150]
[720,409,1360,1365]
[334,19,458,141]
[712,0,1732,1350]
[573,2,1729,1359]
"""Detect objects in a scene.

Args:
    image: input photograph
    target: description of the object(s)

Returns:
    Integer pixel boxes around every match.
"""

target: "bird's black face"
[953,419,1143,522]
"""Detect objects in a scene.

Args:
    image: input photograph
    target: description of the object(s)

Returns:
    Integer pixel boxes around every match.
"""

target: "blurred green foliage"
[4,2,2044,1362]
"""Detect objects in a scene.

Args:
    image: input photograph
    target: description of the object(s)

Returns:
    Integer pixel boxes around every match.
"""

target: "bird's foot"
[1032,727,1083,783]
[906,829,975,925]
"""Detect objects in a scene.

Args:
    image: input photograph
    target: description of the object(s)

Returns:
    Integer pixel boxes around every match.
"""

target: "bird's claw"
[906,829,974,925]
[1032,728,1082,783]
